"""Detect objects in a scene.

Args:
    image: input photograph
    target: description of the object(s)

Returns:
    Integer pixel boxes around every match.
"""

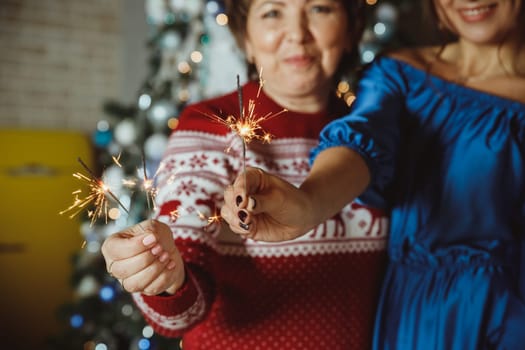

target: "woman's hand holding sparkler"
[221,167,316,242]
[221,148,371,242]
[101,219,186,296]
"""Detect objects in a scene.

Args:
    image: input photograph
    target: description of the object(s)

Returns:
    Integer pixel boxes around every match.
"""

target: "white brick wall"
[0,0,129,132]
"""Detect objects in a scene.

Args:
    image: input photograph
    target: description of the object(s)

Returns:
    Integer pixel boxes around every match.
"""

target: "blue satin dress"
[312,56,525,349]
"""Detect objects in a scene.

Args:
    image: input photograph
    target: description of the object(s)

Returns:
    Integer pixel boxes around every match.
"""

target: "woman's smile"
[458,3,498,22]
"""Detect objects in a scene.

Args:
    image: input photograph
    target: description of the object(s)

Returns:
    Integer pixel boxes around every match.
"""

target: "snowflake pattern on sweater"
[133,81,388,350]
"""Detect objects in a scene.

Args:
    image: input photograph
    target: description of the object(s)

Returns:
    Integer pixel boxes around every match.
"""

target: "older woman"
[101,0,388,349]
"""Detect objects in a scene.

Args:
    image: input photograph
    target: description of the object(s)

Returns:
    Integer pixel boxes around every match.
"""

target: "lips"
[284,54,314,68]
[458,3,497,22]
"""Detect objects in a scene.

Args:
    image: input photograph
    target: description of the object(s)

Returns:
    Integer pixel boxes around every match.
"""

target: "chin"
[464,33,509,45]
[288,78,324,93]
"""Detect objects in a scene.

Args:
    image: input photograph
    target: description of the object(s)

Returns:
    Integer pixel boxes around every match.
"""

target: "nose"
[286,13,312,43]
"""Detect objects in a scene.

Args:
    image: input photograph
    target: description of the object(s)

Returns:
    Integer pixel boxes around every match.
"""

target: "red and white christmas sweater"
[133,81,388,350]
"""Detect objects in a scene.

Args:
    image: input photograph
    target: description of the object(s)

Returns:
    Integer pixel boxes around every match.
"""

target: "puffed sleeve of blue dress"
[311,56,525,350]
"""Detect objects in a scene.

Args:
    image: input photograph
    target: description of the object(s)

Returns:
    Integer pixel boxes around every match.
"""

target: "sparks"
[201,72,286,178]
[197,210,222,231]
[203,72,286,146]
[112,152,123,168]
[120,156,162,213]
[141,155,157,211]
[169,209,180,222]
[206,213,222,226]
[220,80,287,146]
[60,158,130,226]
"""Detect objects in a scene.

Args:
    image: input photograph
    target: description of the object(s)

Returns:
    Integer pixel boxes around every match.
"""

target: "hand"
[101,219,185,296]
[221,167,315,242]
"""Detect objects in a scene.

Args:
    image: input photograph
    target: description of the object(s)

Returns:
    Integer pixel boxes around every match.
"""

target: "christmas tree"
[50,1,425,349]
[50,1,244,349]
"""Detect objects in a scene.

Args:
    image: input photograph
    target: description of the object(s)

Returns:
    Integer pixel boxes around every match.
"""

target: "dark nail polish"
[239,222,250,231]
[236,195,242,206]
[238,210,247,222]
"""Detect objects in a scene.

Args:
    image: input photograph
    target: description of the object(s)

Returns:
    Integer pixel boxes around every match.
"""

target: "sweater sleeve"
[131,103,239,337]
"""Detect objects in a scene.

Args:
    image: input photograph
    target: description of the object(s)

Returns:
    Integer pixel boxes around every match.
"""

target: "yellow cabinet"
[0,129,93,349]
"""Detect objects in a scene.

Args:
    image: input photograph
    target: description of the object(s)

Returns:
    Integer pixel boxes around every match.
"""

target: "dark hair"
[421,0,456,44]
[224,0,367,81]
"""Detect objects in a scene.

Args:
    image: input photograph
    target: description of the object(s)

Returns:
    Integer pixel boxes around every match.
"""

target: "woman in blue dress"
[221,0,525,348]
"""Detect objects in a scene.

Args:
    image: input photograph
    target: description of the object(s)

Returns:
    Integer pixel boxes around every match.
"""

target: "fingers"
[221,206,260,240]
[108,247,158,281]
[223,167,278,220]
[149,220,178,255]
[230,167,254,194]
[102,219,186,294]
[236,209,257,238]
[222,167,271,237]
[227,167,270,214]
[220,199,257,236]
[222,166,311,242]
[230,167,264,208]
[120,255,182,295]
[102,219,177,265]
[102,220,158,261]
[109,237,185,295]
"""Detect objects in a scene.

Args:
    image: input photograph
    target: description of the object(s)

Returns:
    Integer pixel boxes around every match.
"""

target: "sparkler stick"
[119,152,159,214]
[139,153,159,212]
[236,75,248,193]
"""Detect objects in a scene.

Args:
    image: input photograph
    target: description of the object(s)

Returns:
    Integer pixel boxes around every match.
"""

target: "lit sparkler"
[62,71,282,230]
[167,206,221,231]
[62,152,215,230]
[203,73,287,188]
[60,157,131,226]
[61,152,161,228]
[120,155,161,212]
